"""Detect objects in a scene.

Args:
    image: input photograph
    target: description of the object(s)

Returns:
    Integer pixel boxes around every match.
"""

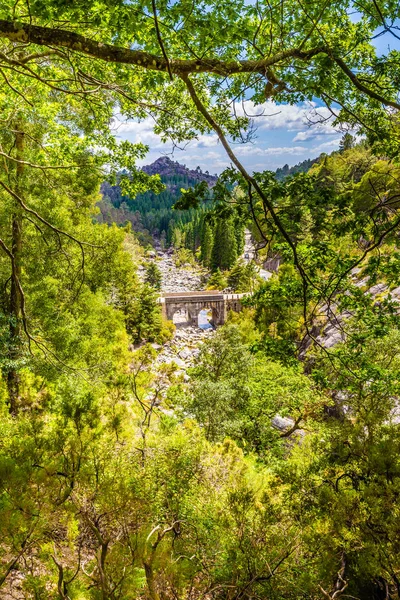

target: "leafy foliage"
[144,261,162,291]
[2,0,400,596]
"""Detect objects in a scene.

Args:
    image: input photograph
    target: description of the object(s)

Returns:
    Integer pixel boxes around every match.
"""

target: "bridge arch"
[165,301,222,327]
[196,304,220,328]
[171,306,190,327]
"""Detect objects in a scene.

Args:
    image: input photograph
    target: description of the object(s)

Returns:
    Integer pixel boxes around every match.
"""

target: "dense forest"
[274,156,319,181]
[2,1,400,599]
[98,157,249,268]
[98,155,321,250]
[98,157,217,246]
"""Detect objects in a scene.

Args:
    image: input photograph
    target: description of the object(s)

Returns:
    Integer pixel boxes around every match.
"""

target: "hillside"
[97,154,323,245]
[98,157,217,243]
[142,156,218,185]
[274,155,320,180]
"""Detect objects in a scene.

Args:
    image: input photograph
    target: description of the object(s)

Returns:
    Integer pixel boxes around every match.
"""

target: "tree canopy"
[1,0,400,318]
[2,2,400,598]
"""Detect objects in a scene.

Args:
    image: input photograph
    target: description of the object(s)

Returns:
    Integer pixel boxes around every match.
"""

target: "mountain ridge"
[98,156,217,241]
[98,154,322,242]
[142,156,218,187]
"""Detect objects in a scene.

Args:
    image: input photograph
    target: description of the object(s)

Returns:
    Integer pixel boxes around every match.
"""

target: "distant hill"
[98,157,217,243]
[142,156,218,186]
[98,154,324,244]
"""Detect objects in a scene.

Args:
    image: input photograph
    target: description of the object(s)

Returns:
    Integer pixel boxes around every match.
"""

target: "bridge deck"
[158,291,246,303]
[162,291,223,298]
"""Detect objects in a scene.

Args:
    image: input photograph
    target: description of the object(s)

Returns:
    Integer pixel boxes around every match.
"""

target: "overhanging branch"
[0,20,398,111]
[0,20,325,75]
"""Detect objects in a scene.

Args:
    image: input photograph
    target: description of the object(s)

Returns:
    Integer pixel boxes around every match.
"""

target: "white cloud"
[182,153,227,171]
[111,116,165,149]
[234,100,339,139]
[204,151,221,159]
[234,145,266,156]
[189,134,219,148]
[264,146,306,155]
[293,125,341,142]
[112,100,339,152]
[311,139,341,153]
[235,144,306,157]
[112,116,221,157]
[111,102,345,176]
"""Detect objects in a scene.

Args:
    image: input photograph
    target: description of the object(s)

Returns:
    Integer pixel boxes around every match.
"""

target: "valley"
[2,4,400,598]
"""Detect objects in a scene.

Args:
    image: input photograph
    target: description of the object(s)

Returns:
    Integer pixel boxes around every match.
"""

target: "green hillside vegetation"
[98,158,217,245]
[168,180,248,276]
[101,174,200,234]
[274,156,320,181]
[169,209,246,275]
[1,1,400,598]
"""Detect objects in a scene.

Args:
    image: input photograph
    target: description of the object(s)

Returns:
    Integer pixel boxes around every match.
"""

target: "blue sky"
[115,27,400,174]
[114,99,346,174]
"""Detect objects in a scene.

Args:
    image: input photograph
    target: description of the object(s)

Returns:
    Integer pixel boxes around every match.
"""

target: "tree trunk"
[144,562,161,600]
[7,129,24,415]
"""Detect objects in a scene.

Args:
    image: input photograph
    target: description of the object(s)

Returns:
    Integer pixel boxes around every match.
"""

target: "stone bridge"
[158,291,246,327]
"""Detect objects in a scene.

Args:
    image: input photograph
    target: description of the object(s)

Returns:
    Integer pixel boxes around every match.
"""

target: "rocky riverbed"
[142,230,264,373]
[139,250,215,372]
[152,325,214,375]
[138,251,206,291]
[160,256,206,293]
[143,244,300,435]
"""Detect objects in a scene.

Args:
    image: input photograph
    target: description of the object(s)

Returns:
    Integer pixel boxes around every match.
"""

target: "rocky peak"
[142,156,218,186]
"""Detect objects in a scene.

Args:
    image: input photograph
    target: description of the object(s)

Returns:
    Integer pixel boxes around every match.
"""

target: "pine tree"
[131,283,163,343]
[193,214,202,251]
[144,261,162,291]
[171,226,183,249]
[185,222,195,252]
[160,230,167,250]
[211,218,238,271]
[339,133,355,153]
[228,260,258,292]
[200,221,214,267]
[166,220,174,246]
[234,220,245,256]
[207,268,228,290]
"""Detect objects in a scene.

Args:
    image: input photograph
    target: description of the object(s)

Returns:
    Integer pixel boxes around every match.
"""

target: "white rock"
[323,331,345,348]
[367,283,388,296]
[390,286,400,298]
[171,358,186,368]
[272,415,294,431]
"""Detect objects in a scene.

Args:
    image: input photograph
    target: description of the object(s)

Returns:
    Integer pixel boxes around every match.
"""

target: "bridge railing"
[158,291,248,302]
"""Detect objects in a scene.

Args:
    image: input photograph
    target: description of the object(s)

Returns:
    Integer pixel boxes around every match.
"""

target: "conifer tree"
[185,222,195,252]
[211,218,238,271]
[130,283,163,343]
[228,260,258,292]
[160,231,167,250]
[207,268,227,290]
[166,221,174,247]
[194,214,202,250]
[200,221,214,267]
[171,226,183,249]
[234,221,245,256]
[339,132,355,153]
[144,261,162,291]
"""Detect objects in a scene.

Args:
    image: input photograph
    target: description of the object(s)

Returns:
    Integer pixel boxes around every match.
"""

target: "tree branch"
[0,20,398,110]
[151,0,173,81]
[332,54,400,110]
[0,21,325,75]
